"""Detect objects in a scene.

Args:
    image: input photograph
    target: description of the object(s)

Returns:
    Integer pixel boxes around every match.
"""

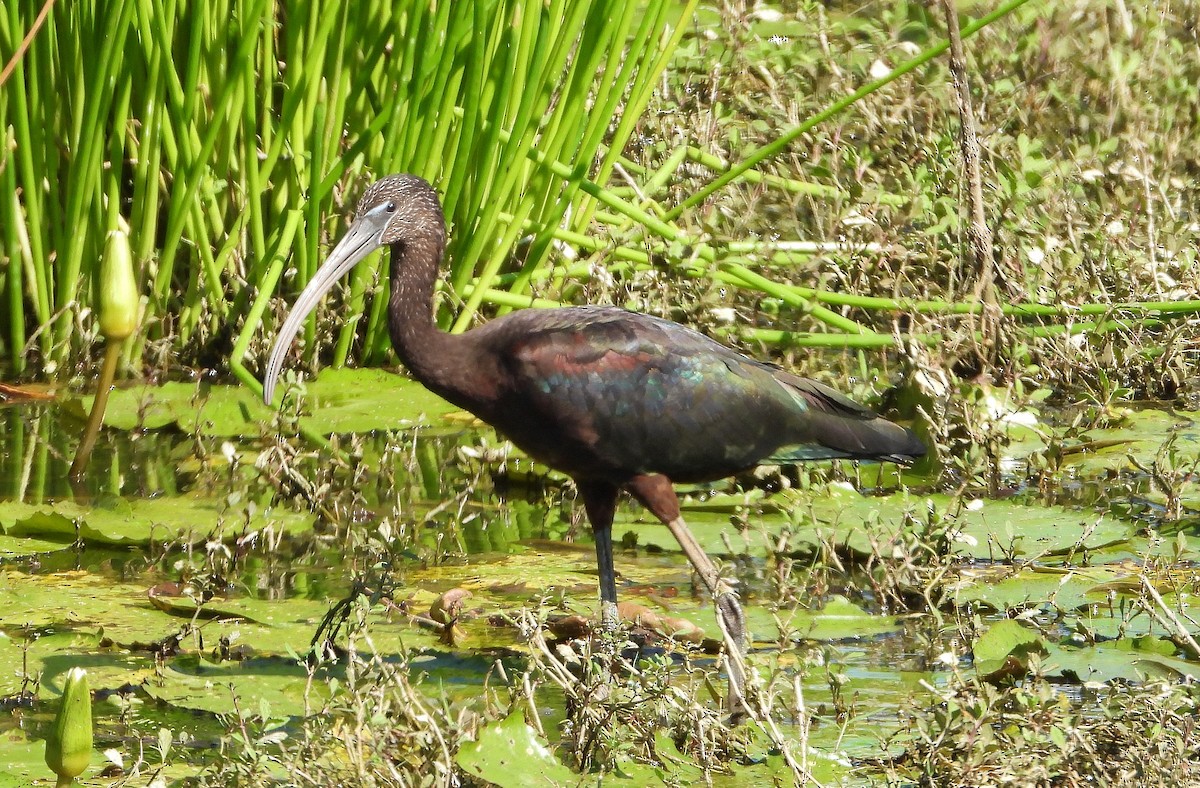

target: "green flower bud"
[44,667,93,785]
[98,229,138,341]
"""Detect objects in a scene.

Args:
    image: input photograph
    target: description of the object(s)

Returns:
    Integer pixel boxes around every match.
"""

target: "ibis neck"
[386,238,473,402]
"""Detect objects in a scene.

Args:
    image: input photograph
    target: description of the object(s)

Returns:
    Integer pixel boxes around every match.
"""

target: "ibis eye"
[386,202,397,213]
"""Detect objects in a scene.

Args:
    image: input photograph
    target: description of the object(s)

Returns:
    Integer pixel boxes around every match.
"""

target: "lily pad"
[1044,642,1200,683]
[143,654,331,718]
[0,533,71,557]
[0,570,237,689]
[781,596,901,642]
[456,711,578,787]
[1114,635,1178,657]
[70,367,460,437]
[629,486,1131,564]
[0,625,165,700]
[953,566,1130,613]
[0,494,314,547]
[0,727,57,788]
[294,367,464,434]
[1051,409,1200,476]
[972,619,1048,678]
[0,570,312,682]
[580,727,851,785]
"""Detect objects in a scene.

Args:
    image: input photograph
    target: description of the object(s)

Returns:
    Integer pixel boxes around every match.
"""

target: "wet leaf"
[0,533,71,557]
[1045,642,1200,683]
[1114,635,1178,657]
[616,601,704,643]
[637,488,1131,563]
[782,596,901,642]
[143,655,330,718]
[1058,409,1200,475]
[973,620,1048,678]
[953,566,1128,613]
[290,368,463,434]
[0,628,156,698]
[0,728,53,788]
[0,382,55,402]
[0,494,314,547]
[456,712,577,787]
[70,368,459,437]
[430,588,473,625]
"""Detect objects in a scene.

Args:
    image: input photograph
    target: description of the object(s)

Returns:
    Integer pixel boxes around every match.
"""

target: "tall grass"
[4,0,1194,384]
[0,0,697,376]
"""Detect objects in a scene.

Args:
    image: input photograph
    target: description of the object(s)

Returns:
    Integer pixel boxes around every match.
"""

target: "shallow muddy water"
[2,374,1198,784]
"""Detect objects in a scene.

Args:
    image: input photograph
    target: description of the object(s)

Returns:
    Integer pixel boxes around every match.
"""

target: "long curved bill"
[262,213,388,405]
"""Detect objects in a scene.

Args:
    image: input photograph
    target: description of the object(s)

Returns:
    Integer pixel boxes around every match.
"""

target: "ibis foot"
[599,600,620,633]
[658,516,749,716]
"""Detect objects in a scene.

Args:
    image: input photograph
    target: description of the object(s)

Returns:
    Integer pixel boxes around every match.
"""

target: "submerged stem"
[69,340,121,479]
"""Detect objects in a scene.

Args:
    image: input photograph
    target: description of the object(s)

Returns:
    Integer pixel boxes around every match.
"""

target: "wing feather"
[483,306,922,481]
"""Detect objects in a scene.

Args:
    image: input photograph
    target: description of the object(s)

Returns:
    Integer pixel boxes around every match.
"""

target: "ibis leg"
[627,474,748,715]
[578,481,620,630]
[660,515,748,651]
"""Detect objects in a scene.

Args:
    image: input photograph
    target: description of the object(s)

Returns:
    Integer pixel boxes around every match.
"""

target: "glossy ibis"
[263,174,925,704]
